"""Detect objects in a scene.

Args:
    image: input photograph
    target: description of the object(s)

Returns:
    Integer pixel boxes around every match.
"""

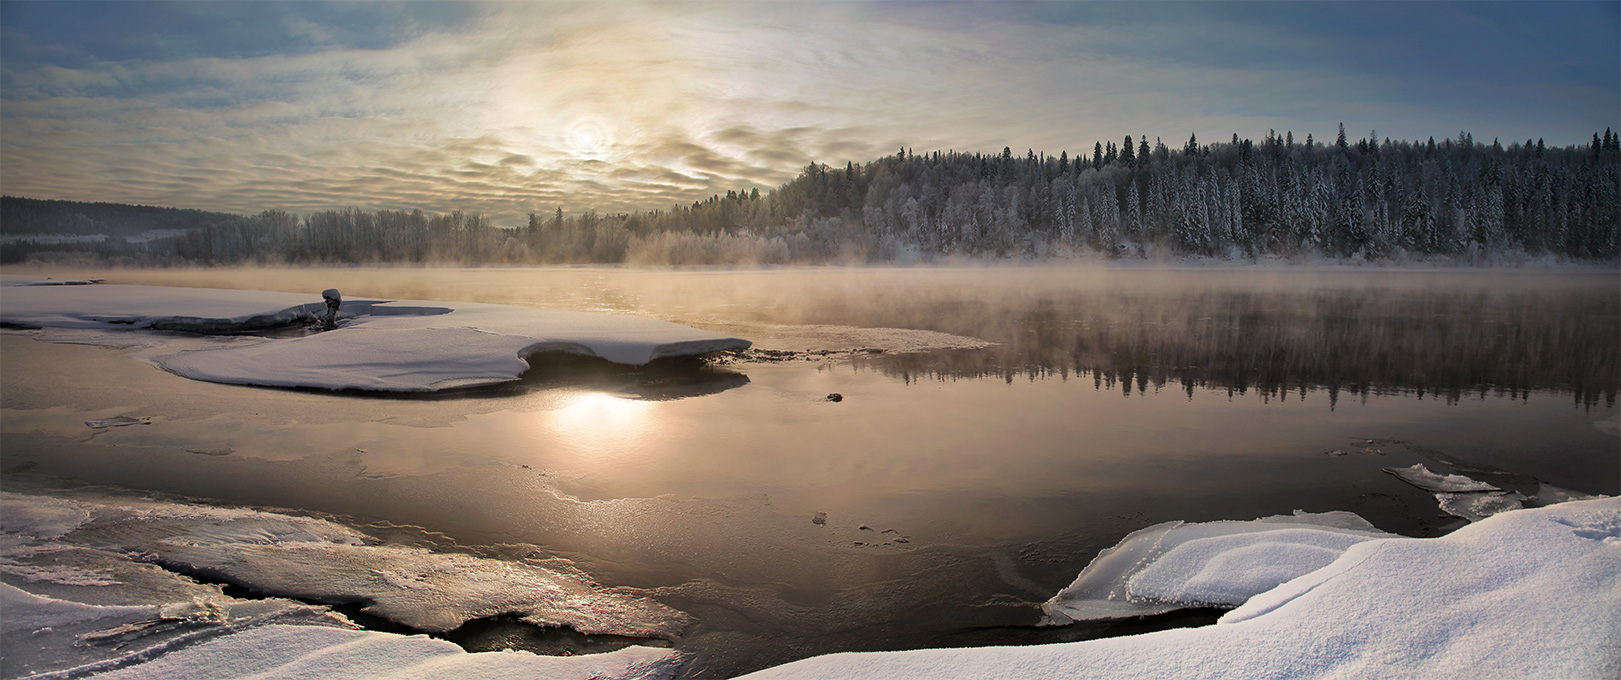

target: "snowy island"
[0,277,751,392]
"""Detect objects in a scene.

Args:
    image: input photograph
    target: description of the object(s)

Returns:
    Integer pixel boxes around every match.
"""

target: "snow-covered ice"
[1436,490,1527,522]
[741,498,1621,680]
[2,587,680,680]
[0,282,751,391]
[0,492,689,638]
[82,624,682,680]
[1040,510,1391,623]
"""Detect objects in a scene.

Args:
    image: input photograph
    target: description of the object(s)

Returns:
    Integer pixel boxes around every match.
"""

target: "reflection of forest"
[849,285,1618,409]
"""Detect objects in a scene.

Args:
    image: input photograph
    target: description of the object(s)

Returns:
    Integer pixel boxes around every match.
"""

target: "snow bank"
[741,498,1621,680]
[83,624,681,680]
[1041,510,1390,623]
[1,283,750,391]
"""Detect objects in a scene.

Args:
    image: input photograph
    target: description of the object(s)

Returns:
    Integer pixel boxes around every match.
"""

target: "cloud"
[1,1,1614,227]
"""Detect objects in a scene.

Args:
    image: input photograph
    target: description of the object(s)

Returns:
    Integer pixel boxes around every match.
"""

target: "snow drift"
[1040,510,1392,623]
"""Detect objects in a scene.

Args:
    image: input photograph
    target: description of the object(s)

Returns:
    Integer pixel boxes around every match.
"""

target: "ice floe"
[1381,463,1501,493]
[1,282,750,391]
[1382,463,1531,522]
[1040,510,1391,624]
[741,498,1621,680]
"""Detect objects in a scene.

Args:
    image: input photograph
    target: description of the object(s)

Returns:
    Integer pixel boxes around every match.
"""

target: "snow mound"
[1381,463,1501,492]
[1041,510,1390,624]
[1,283,750,391]
[82,624,682,680]
[743,499,1621,680]
[1,492,689,638]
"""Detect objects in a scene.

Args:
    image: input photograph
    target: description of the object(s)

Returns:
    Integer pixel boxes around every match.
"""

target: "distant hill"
[1,196,242,239]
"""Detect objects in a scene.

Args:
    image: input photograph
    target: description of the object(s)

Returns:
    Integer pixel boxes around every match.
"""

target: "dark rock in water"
[812,511,828,526]
[826,393,843,402]
[186,447,235,456]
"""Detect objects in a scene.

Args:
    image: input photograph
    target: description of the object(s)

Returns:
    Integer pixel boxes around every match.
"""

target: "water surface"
[2,265,1615,677]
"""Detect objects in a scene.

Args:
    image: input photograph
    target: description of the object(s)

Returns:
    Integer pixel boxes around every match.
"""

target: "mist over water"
[53,264,1619,406]
[2,264,1616,677]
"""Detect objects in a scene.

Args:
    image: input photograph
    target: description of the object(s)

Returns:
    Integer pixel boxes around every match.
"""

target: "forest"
[4,126,1618,265]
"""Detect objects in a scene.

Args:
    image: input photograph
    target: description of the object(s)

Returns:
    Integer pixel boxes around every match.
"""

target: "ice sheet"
[1040,510,1390,624]
[2,283,751,391]
[82,624,682,680]
[743,499,1621,680]
[1,492,688,638]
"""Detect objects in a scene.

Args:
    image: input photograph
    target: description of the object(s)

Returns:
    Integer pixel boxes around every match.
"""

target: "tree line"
[5,126,1618,265]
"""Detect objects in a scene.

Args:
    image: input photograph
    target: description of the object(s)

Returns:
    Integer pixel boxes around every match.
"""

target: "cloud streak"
[2,1,1615,226]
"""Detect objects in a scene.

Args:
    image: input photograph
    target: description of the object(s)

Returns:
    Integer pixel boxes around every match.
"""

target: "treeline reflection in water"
[845,283,1617,409]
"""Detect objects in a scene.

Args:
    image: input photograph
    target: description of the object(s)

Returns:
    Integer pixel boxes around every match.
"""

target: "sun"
[563,118,614,161]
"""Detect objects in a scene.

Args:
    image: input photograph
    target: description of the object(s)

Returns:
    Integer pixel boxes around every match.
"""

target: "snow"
[1040,510,1391,623]
[82,624,682,680]
[1,282,751,391]
[0,582,153,636]
[740,498,1621,680]
[1,491,687,679]
[0,492,688,638]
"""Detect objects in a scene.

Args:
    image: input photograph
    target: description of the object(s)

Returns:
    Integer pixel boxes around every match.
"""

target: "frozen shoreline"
[3,489,1613,680]
[741,497,1621,679]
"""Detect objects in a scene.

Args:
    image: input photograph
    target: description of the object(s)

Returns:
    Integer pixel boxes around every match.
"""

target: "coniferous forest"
[5,127,1618,266]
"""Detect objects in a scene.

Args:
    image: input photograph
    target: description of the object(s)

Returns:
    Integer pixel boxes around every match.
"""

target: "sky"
[2,1,1617,227]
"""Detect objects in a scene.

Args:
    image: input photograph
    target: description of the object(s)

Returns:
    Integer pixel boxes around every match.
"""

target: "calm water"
[2,265,1616,677]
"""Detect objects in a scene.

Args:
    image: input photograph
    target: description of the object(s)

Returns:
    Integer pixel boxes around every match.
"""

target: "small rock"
[812,512,827,526]
[858,524,873,531]
[186,447,234,457]
[826,393,843,402]
[893,537,910,544]
[1324,449,1349,456]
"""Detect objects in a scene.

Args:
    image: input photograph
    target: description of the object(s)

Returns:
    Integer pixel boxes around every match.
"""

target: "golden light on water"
[543,391,655,455]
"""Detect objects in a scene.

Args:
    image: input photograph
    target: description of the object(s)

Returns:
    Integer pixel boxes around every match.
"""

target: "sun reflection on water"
[543,391,655,455]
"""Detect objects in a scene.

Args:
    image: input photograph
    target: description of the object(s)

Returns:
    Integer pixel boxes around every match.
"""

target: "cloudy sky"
[2,1,1616,226]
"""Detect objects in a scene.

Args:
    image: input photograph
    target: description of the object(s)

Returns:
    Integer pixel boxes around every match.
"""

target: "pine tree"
[1184,132,1198,157]
[1093,142,1104,171]
[1121,135,1136,167]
